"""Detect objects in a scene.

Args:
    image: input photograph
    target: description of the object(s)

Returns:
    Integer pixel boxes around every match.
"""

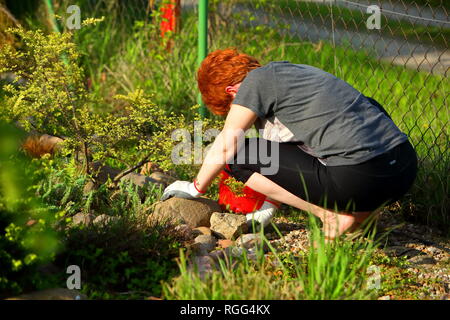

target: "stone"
[188,256,215,280]
[195,234,217,247]
[72,212,94,226]
[224,245,258,260]
[93,214,117,226]
[192,226,212,237]
[149,197,221,228]
[191,235,217,255]
[236,233,268,252]
[82,180,95,195]
[384,246,422,258]
[85,162,166,200]
[217,239,234,249]
[210,212,248,240]
[174,224,193,241]
[408,255,437,266]
[149,171,177,187]
[208,250,226,261]
[6,288,86,300]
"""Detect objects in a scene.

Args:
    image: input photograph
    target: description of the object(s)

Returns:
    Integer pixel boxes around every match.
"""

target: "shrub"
[58,215,183,299]
[0,122,60,297]
[0,25,222,186]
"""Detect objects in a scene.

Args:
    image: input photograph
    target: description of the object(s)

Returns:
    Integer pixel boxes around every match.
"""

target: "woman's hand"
[160,180,205,201]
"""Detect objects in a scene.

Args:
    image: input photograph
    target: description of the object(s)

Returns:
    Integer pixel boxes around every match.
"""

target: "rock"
[192,226,212,237]
[72,212,94,226]
[188,256,215,280]
[174,224,193,241]
[209,249,226,261]
[93,214,117,226]
[408,255,437,266]
[427,247,440,255]
[225,246,245,258]
[236,233,268,252]
[149,172,177,187]
[82,180,95,195]
[217,239,234,249]
[223,246,258,261]
[85,162,165,200]
[378,295,391,300]
[149,197,221,228]
[210,212,248,240]
[384,246,423,258]
[191,235,217,255]
[6,288,87,300]
[195,235,217,246]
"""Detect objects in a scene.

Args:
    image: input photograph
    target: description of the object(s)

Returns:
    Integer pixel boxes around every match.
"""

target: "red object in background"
[218,169,267,214]
[160,0,180,38]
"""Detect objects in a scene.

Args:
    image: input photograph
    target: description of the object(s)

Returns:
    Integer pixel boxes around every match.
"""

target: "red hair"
[197,48,261,115]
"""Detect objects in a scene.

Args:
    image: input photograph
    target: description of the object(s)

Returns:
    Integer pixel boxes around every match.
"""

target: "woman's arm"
[194,104,258,192]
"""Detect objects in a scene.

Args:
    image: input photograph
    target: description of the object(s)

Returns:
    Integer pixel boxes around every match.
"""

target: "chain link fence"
[203,0,449,166]
[201,0,449,227]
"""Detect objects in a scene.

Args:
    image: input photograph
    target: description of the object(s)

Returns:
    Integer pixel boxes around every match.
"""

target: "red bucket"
[218,168,266,214]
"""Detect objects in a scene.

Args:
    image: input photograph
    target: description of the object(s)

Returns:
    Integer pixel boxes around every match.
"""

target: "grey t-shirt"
[233,61,408,166]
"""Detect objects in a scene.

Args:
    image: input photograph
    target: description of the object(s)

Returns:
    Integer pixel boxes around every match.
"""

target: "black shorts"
[226,138,418,212]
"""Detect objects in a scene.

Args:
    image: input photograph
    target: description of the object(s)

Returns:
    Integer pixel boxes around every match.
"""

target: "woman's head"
[197,48,261,115]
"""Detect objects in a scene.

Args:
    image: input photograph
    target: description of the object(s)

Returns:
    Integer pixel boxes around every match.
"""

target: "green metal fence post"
[198,0,208,118]
[44,0,69,66]
[44,0,61,33]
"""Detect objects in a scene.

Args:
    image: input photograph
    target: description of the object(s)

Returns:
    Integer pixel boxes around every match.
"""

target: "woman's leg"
[245,172,372,238]
[227,137,406,238]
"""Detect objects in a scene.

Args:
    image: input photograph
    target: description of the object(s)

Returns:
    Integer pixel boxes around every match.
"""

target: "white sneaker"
[246,200,279,228]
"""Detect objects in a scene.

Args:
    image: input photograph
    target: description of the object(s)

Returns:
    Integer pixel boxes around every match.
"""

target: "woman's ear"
[225,83,241,98]
[225,86,236,97]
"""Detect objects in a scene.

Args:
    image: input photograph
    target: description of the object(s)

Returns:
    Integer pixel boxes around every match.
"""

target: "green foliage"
[295,217,380,299]
[0,122,60,297]
[400,159,450,236]
[3,148,182,299]
[223,176,246,197]
[58,215,182,299]
[0,28,89,138]
[0,26,223,182]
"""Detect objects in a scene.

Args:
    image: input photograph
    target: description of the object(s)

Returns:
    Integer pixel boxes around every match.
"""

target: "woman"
[161,48,418,240]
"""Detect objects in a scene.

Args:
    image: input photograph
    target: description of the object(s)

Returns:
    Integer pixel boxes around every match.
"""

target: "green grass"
[28,158,181,299]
